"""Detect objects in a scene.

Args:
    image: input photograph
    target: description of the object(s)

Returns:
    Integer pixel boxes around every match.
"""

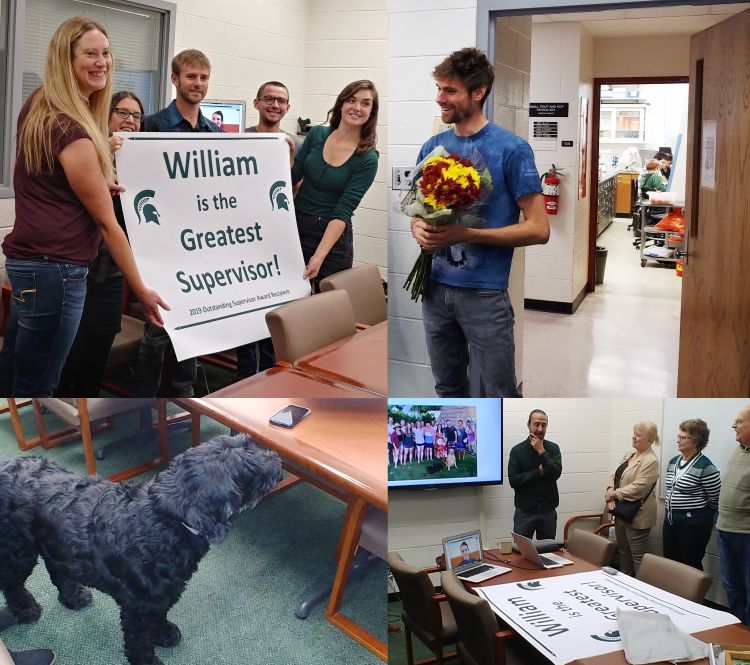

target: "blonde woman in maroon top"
[0,17,167,396]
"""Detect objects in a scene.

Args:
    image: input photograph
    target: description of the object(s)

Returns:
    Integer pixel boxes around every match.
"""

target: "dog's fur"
[0,434,281,665]
[445,449,457,470]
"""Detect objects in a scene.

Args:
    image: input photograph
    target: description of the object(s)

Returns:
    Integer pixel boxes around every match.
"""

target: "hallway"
[523,217,681,396]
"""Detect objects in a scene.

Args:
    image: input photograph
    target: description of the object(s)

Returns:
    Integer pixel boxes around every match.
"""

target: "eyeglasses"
[113,108,144,123]
[259,95,289,106]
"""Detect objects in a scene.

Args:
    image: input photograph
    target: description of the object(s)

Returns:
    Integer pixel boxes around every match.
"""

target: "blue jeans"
[717,530,750,625]
[422,282,521,397]
[0,258,88,396]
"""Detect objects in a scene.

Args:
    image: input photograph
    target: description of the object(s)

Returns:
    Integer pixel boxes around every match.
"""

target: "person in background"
[662,419,720,570]
[639,158,666,195]
[717,405,750,626]
[291,80,379,290]
[654,150,672,181]
[605,421,660,576]
[410,47,549,398]
[0,17,166,397]
[57,91,145,396]
[235,80,302,380]
[508,409,562,540]
[134,48,220,397]
[246,81,303,151]
[211,110,223,129]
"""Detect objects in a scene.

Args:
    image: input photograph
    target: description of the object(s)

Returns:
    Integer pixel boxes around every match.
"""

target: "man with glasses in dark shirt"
[134,49,221,396]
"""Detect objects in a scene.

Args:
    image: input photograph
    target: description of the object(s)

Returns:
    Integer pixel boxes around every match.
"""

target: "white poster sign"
[115,133,310,361]
[475,570,737,665]
[701,119,717,190]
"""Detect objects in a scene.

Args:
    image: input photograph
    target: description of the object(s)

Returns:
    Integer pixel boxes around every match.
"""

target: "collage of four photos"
[0,1,749,664]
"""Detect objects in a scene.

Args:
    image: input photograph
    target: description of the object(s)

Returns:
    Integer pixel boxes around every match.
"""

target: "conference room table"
[291,320,387,396]
[457,549,750,665]
[172,397,387,660]
[208,366,376,397]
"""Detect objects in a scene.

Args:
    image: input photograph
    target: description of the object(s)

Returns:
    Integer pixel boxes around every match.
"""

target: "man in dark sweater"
[508,409,562,539]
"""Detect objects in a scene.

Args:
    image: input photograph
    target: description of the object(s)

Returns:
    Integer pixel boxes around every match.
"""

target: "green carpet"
[0,402,386,664]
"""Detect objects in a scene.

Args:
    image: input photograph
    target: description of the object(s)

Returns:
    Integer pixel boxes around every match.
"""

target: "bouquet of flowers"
[402,146,492,301]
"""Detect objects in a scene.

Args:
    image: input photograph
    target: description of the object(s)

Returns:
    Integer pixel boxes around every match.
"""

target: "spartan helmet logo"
[591,631,621,643]
[134,189,161,225]
[516,581,544,591]
[269,180,289,211]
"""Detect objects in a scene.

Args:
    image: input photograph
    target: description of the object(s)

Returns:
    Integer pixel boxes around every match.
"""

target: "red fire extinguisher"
[541,165,563,215]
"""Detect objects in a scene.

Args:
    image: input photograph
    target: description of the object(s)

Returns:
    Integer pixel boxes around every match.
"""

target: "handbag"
[608,482,657,524]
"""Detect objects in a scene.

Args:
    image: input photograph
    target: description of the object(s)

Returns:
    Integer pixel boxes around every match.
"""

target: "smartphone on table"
[268,404,311,428]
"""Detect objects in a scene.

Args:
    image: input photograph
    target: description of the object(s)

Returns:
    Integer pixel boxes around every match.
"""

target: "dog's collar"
[181,521,202,537]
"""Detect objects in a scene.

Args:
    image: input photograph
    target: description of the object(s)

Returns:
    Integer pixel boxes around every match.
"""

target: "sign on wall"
[115,133,310,361]
[476,570,737,665]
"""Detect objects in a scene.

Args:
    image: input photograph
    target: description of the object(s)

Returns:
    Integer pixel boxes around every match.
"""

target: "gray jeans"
[422,282,520,397]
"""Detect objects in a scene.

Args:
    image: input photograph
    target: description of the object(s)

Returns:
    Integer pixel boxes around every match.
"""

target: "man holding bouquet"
[410,47,550,397]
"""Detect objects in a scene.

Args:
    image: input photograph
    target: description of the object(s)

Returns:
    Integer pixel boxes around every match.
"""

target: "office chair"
[637,553,712,603]
[441,570,514,665]
[388,552,459,665]
[265,290,357,365]
[319,265,387,328]
[565,529,617,567]
[10,399,170,482]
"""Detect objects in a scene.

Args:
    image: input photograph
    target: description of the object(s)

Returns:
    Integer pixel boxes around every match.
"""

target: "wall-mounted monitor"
[199,99,246,133]
[388,398,503,490]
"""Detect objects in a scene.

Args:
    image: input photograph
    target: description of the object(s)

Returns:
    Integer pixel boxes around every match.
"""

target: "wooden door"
[677,9,750,396]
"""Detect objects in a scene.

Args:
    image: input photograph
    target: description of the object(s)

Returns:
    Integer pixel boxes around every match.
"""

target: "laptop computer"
[511,532,574,569]
[442,530,511,583]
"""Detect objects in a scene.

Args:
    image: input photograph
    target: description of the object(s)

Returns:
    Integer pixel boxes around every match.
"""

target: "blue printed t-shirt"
[417,123,542,289]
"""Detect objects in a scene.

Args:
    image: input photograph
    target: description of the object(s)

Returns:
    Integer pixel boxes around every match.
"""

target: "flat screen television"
[199,99,246,133]
[388,398,502,489]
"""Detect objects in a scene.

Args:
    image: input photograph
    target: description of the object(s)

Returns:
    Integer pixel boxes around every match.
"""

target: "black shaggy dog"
[0,434,282,665]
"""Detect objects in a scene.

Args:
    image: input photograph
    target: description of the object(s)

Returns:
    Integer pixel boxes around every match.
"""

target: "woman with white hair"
[604,421,660,576]
[0,16,166,396]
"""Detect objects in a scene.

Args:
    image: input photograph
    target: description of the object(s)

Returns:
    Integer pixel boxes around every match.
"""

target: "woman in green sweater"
[292,80,379,289]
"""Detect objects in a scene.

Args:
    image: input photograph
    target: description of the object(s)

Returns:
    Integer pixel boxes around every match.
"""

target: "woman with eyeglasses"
[0,17,167,396]
[291,80,379,289]
[57,91,145,396]
[663,419,721,570]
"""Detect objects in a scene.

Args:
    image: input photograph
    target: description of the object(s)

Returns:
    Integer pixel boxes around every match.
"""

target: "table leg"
[325,497,387,661]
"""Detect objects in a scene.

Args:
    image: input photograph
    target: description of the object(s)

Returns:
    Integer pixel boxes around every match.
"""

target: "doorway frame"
[586,75,689,291]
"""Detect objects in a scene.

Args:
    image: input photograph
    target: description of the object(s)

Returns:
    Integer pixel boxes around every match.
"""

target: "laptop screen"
[443,531,484,573]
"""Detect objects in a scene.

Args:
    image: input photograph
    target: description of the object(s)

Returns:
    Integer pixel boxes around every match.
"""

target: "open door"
[677,8,750,397]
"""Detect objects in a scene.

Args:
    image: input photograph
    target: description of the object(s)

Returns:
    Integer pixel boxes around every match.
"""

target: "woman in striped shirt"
[663,418,721,570]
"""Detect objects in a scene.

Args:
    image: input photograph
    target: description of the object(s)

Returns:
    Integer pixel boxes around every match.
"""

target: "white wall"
[0,0,387,283]
[389,398,728,606]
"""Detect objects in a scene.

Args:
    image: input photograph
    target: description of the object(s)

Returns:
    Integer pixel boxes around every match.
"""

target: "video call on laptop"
[442,530,511,583]
[511,531,574,569]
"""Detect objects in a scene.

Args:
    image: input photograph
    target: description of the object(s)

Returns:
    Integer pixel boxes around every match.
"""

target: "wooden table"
[172,397,387,660]
[293,320,387,396]
[208,367,375,397]
[467,550,750,665]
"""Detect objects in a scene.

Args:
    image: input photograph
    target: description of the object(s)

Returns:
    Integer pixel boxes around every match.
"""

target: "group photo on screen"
[388,404,478,481]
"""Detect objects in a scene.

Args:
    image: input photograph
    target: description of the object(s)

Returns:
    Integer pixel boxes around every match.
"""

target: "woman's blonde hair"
[634,420,660,445]
[18,16,114,180]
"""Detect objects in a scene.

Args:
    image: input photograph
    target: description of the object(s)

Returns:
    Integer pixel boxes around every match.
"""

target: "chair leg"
[405,625,415,665]
[7,399,42,450]
[156,401,169,461]
[78,399,98,476]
